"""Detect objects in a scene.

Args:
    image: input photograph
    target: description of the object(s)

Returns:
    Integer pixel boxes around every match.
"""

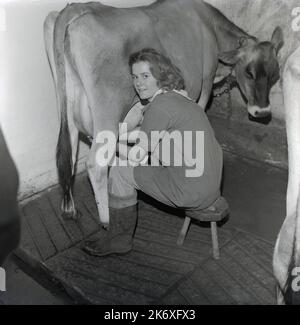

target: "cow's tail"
[53,4,85,217]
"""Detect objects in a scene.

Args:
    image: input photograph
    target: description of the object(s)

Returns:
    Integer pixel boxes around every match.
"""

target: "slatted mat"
[16,174,277,305]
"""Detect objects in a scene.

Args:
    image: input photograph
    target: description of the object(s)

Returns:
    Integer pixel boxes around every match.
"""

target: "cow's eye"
[245,68,254,80]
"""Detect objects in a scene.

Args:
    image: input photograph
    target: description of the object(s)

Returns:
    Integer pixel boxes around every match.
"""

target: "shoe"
[82,203,137,257]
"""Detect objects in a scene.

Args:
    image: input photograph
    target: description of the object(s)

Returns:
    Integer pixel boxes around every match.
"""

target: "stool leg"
[211,222,220,259]
[177,217,191,246]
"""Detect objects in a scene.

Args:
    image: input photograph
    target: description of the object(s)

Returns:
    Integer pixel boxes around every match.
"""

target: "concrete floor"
[222,152,287,243]
[0,151,288,305]
[0,256,67,305]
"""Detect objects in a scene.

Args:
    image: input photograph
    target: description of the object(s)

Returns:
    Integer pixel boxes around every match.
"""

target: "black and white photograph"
[0,0,300,308]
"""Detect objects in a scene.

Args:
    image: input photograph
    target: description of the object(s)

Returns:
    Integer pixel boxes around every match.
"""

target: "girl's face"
[131,61,160,100]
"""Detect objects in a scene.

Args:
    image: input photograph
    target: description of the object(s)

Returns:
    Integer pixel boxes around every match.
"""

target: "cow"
[273,46,300,305]
[44,0,283,227]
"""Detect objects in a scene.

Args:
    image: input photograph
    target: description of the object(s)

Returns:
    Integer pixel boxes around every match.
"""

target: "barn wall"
[1,0,299,199]
[0,0,155,200]
[205,0,300,169]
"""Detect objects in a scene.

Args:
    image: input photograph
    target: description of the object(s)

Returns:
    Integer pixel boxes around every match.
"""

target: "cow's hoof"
[62,209,82,220]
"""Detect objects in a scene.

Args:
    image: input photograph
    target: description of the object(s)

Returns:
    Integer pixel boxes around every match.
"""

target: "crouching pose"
[83,48,223,256]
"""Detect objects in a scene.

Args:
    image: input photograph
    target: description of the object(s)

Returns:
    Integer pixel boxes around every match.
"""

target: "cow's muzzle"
[248,105,271,118]
[247,105,272,123]
[247,105,272,124]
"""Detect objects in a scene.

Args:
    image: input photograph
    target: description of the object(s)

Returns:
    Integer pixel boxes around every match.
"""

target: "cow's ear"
[218,50,240,66]
[271,26,284,55]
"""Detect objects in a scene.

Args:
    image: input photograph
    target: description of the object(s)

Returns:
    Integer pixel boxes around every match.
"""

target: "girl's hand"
[119,101,145,135]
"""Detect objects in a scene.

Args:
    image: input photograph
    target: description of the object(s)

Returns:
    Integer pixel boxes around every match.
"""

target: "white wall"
[0,0,155,200]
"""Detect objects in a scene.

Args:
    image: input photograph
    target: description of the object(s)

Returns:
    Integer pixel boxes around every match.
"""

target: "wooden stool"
[177,197,229,259]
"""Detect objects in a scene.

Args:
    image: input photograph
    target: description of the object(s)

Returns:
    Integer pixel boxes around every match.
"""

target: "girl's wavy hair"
[128,48,185,91]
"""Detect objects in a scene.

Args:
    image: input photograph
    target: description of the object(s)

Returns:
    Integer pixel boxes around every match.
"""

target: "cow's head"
[219,27,284,122]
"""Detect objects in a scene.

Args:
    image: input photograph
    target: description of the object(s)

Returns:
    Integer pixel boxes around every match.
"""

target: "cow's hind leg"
[86,139,111,227]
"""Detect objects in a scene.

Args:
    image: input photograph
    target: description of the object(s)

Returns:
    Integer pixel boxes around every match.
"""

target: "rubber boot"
[82,194,138,257]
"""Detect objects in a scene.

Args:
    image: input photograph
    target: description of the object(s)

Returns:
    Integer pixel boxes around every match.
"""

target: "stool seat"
[177,196,229,259]
[186,196,229,222]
